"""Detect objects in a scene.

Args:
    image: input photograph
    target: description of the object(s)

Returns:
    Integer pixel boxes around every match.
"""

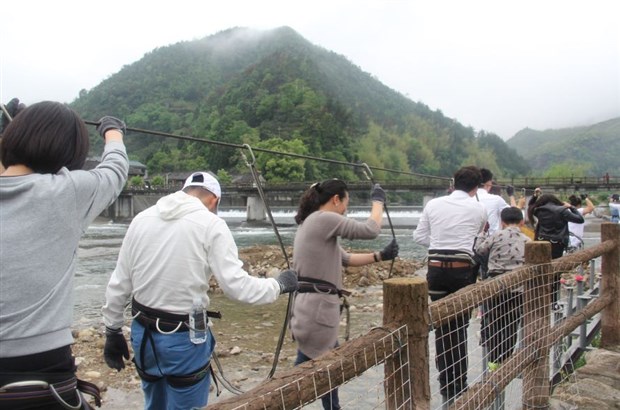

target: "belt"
[297,276,351,297]
[428,260,472,268]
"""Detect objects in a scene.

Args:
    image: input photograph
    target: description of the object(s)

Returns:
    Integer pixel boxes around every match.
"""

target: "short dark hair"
[568,194,581,207]
[501,207,524,224]
[480,168,493,184]
[453,166,482,192]
[1,101,90,173]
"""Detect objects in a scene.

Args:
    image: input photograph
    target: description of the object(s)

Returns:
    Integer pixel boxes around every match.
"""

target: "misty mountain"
[506,117,620,176]
[71,26,529,181]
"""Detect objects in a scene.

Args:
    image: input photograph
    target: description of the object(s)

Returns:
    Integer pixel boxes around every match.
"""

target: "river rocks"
[550,346,620,409]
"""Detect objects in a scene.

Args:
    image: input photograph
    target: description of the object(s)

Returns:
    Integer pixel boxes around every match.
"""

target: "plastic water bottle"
[189,297,207,344]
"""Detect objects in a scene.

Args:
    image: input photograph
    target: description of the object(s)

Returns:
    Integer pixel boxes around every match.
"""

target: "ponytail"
[294,179,348,224]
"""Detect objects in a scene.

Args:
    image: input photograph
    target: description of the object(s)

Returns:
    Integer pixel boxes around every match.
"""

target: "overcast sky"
[1,0,618,139]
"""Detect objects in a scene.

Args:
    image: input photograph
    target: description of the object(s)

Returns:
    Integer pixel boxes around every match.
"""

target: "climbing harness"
[360,163,397,278]
[0,373,101,410]
[297,276,353,341]
[130,298,218,388]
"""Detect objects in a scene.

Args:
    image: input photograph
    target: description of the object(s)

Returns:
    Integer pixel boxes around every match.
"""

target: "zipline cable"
[360,163,397,278]
[83,121,452,182]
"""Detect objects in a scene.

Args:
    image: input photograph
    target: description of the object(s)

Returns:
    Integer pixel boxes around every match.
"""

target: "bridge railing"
[204,223,619,409]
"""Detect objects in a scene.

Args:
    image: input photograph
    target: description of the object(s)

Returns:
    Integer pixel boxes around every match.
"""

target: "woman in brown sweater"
[290,179,398,409]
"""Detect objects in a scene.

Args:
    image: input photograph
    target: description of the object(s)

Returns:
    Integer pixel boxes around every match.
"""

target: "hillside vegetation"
[507,117,619,176]
[71,26,529,181]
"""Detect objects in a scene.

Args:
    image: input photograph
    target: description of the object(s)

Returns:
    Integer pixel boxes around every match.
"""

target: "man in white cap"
[101,171,298,409]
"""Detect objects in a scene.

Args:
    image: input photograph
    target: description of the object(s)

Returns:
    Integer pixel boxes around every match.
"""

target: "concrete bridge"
[102,175,620,221]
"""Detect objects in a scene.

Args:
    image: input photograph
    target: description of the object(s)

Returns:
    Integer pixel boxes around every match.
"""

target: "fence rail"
[204,223,619,409]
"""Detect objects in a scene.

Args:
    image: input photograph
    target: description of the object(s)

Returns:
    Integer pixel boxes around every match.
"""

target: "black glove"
[275,269,298,294]
[104,327,129,371]
[1,97,26,134]
[506,185,515,196]
[370,183,386,204]
[379,238,399,261]
[580,193,588,200]
[96,116,126,139]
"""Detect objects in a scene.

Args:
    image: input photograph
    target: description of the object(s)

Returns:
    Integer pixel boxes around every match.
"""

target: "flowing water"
[73,207,425,327]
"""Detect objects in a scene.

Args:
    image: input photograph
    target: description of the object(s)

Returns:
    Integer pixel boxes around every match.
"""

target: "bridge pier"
[246,196,266,222]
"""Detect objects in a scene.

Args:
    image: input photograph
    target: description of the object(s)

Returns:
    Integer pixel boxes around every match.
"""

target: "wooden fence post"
[600,222,620,347]
[383,277,430,410]
[522,241,552,409]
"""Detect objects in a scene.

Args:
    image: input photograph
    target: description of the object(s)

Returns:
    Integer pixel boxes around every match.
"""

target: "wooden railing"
[204,223,619,409]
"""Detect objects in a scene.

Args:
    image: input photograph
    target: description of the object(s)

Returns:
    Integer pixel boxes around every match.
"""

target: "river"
[73,207,426,327]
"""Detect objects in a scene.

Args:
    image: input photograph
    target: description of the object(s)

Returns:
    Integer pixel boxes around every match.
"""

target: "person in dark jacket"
[527,192,585,308]
[527,193,584,259]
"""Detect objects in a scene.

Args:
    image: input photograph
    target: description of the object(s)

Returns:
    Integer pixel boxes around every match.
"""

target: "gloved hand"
[104,327,129,371]
[580,193,588,200]
[370,183,386,204]
[1,97,26,134]
[506,185,515,196]
[96,116,126,139]
[275,269,298,294]
[379,238,399,261]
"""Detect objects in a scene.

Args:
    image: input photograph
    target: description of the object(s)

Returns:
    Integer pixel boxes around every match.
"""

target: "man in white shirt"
[101,172,298,409]
[567,194,595,251]
[477,169,516,235]
[413,166,487,403]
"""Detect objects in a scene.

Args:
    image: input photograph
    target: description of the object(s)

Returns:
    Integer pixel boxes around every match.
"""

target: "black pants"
[427,264,476,398]
[481,291,523,363]
[0,345,80,410]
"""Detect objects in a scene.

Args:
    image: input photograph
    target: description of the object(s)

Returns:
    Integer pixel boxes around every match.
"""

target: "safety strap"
[0,372,101,409]
[297,276,352,297]
[240,144,294,380]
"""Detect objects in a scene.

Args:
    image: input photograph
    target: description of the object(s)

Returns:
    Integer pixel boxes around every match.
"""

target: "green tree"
[255,137,307,182]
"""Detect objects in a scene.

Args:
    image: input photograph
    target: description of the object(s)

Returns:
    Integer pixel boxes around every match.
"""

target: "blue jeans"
[131,321,214,410]
[295,349,341,410]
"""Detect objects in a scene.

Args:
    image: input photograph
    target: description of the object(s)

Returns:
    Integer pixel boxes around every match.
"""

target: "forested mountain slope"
[71,26,529,181]
[507,117,619,175]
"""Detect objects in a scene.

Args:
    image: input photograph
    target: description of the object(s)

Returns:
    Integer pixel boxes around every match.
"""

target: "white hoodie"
[103,191,281,328]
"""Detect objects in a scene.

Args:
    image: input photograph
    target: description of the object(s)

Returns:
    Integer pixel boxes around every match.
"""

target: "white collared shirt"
[476,188,510,235]
[413,190,487,255]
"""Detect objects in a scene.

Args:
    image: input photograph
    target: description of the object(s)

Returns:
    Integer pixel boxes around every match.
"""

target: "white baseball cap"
[182,172,221,198]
